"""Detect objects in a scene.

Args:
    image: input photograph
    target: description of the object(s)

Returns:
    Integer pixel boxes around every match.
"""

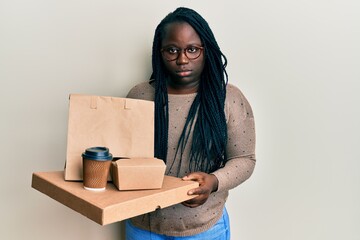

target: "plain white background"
[1,0,359,239]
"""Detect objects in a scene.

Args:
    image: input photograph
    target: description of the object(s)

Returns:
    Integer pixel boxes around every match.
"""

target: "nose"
[176,50,189,65]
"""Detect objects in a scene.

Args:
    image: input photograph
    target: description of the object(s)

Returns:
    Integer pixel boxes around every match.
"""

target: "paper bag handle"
[89,96,133,110]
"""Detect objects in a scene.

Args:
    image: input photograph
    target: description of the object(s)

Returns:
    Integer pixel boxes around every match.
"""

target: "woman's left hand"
[181,172,219,208]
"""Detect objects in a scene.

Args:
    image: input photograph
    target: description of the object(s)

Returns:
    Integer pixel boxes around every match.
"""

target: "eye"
[166,47,179,54]
[186,46,199,53]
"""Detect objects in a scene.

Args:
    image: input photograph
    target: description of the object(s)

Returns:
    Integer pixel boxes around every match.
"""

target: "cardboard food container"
[31,171,198,225]
[111,158,166,190]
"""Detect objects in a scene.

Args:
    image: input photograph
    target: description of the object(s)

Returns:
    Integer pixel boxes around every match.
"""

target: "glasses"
[161,46,204,61]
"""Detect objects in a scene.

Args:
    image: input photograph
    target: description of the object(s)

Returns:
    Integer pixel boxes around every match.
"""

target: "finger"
[182,202,200,208]
[182,197,207,208]
[182,199,202,208]
[188,187,206,195]
[182,172,202,181]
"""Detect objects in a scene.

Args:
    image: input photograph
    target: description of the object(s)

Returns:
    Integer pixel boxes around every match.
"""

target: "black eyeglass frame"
[160,46,204,61]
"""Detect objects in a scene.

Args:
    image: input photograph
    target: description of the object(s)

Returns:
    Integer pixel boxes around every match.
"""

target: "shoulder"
[226,83,246,100]
[225,84,247,105]
[126,81,155,101]
[225,83,254,120]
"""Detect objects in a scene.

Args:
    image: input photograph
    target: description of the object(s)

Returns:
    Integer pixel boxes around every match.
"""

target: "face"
[161,22,205,94]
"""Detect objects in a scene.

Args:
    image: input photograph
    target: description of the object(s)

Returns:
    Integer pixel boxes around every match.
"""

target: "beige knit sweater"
[126,81,256,237]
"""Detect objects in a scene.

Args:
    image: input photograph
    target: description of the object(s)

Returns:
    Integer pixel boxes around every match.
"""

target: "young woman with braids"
[126,7,256,240]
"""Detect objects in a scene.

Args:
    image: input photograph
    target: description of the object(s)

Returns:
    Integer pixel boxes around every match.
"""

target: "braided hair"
[151,7,228,173]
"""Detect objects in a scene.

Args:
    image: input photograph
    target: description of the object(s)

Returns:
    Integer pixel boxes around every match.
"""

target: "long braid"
[151,22,168,160]
[152,7,228,173]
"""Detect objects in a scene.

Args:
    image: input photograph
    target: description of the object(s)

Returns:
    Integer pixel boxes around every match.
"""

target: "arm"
[213,84,256,192]
[183,85,256,206]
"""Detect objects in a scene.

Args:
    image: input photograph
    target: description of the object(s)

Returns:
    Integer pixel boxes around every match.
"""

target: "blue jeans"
[125,208,230,240]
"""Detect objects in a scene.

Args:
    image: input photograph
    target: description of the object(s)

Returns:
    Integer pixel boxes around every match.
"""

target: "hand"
[181,172,219,208]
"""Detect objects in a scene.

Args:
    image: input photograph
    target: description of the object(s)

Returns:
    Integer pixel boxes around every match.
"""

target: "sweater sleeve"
[126,81,155,101]
[212,84,256,192]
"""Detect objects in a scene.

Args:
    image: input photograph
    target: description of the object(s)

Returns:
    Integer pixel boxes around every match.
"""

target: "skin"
[161,22,219,207]
[182,173,219,208]
[161,22,205,94]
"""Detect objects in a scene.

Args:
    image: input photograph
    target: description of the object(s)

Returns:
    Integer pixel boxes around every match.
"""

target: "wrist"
[210,174,219,193]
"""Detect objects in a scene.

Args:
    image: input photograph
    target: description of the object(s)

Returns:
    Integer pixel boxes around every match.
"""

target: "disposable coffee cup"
[82,147,113,191]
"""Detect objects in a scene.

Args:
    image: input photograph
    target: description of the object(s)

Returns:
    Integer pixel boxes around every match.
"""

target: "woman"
[126,7,256,240]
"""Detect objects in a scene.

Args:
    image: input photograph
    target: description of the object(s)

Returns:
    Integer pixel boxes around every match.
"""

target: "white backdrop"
[1,1,359,239]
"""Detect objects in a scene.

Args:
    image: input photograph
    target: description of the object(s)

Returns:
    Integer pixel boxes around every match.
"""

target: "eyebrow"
[161,43,202,48]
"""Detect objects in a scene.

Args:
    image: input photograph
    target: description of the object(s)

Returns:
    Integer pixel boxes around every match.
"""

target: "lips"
[176,69,192,77]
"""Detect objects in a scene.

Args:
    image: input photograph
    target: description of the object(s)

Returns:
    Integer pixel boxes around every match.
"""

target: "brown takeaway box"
[111,158,166,190]
[31,171,198,225]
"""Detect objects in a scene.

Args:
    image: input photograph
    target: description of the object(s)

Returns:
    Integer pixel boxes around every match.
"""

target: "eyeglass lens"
[162,46,202,61]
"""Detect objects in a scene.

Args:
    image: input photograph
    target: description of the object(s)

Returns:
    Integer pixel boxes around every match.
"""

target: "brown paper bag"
[64,94,154,181]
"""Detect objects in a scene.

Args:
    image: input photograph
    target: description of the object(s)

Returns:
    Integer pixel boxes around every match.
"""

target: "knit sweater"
[126,81,256,237]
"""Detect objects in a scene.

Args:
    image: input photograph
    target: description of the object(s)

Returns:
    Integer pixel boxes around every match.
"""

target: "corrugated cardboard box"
[111,158,166,190]
[31,171,198,225]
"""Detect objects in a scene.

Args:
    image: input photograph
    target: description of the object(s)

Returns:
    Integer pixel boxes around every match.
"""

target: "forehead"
[161,22,202,46]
